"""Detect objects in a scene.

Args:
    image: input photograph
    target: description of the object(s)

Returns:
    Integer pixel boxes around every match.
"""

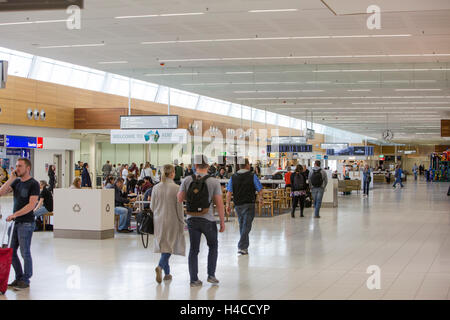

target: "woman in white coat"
[150,164,185,283]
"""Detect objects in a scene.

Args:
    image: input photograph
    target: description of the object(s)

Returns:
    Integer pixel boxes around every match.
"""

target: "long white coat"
[150,179,185,256]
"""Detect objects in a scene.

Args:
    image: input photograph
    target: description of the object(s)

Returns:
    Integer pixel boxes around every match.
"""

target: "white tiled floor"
[0,179,449,300]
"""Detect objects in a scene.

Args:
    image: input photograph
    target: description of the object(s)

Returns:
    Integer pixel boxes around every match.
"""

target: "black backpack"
[186,175,211,216]
[292,173,306,191]
[310,169,324,188]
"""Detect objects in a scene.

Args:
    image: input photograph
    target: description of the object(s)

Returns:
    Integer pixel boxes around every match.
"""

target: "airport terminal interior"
[0,0,449,300]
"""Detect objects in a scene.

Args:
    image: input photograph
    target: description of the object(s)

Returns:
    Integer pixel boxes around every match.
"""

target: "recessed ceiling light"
[248,9,299,13]
[115,12,204,19]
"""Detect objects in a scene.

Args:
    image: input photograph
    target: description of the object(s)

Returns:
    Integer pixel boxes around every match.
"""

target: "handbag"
[140,210,154,249]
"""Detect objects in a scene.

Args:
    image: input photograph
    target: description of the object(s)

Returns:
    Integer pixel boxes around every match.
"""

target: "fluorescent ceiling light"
[347,89,371,92]
[234,90,324,93]
[115,12,204,19]
[38,43,105,49]
[159,53,450,63]
[98,61,128,64]
[395,89,442,91]
[225,71,254,74]
[249,9,298,13]
[144,34,411,45]
[145,72,201,76]
[0,19,67,26]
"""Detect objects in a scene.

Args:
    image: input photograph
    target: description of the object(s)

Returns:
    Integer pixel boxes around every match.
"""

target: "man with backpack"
[173,160,183,185]
[178,155,225,287]
[225,158,263,255]
[308,160,328,219]
[291,165,308,218]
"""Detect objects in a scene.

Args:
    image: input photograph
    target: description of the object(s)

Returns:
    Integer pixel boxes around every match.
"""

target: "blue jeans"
[159,253,172,275]
[114,207,132,230]
[393,178,404,188]
[363,179,370,195]
[9,221,35,285]
[187,218,218,282]
[311,187,324,217]
[414,172,418,180]
[34,206,49,218]
[235,203,255,250]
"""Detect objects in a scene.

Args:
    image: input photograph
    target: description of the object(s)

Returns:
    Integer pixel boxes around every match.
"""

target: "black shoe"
[13,280,29,290]
[291,213,295,218]
[300,214,304,217]
[314,215,321,219]
[118,229,132,233]
[8,280,19,287]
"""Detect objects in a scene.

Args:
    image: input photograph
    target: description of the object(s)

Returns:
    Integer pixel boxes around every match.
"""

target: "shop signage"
[271,136,307,145]
[0,135,4,147]
[6,135,36,148]
[111,129,188,144]
[379,154,385,158]
[321,143,348,150]
[120,115,178,129]
[316,154,322,160]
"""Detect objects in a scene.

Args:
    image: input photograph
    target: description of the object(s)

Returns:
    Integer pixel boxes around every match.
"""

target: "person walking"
[151,164,186,283]
[363,164,371,198]
[81,163,92,188]
[140,162,160,183]
[291,165,308,218]
[412,163,418,181]
[48,165,56,193]
[225,158,263,255]
[178,155,225,287]
[184,164,194,177]
[121,164,129,182]
[393,165,404,188]
[102,161,112,179]
[308,160,328,219]
[0,158,40,290]
[284,166,292,188]
[173,160,183,185]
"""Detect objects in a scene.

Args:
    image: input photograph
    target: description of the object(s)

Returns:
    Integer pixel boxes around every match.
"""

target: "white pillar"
[89,135,97,188]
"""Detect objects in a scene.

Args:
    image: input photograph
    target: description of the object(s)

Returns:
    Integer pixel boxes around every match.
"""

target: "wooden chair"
[43,212,53,231]
[272,189,283,211]
[284,187,292,208]
[259,190,281,217]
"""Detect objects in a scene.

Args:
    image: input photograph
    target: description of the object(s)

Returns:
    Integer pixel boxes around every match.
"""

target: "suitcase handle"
[1,219,15,249]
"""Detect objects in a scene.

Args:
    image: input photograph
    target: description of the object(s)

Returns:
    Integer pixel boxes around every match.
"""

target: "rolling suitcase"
[0,220,15,295]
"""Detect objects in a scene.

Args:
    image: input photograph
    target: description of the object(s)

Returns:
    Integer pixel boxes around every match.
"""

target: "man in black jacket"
[226,158,263,255]
[111,178,133,233]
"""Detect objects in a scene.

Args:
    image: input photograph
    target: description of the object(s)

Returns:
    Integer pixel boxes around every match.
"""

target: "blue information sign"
[6,135,37,149]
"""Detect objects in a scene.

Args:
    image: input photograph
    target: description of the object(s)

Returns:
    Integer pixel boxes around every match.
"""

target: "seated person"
[141,176,153,193]
[70,177,82,189]
[114,178,134,233]
[34,180,53,218]
[104,176,115,189]
[142,185,153,210]
[126,173,138,194]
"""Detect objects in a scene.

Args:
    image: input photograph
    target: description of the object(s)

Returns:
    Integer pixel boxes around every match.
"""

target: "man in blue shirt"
[226,158,263,255]
[393,165,404,188]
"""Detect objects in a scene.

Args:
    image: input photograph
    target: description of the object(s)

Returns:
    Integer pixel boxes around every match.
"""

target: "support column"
[89,135,97,188]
